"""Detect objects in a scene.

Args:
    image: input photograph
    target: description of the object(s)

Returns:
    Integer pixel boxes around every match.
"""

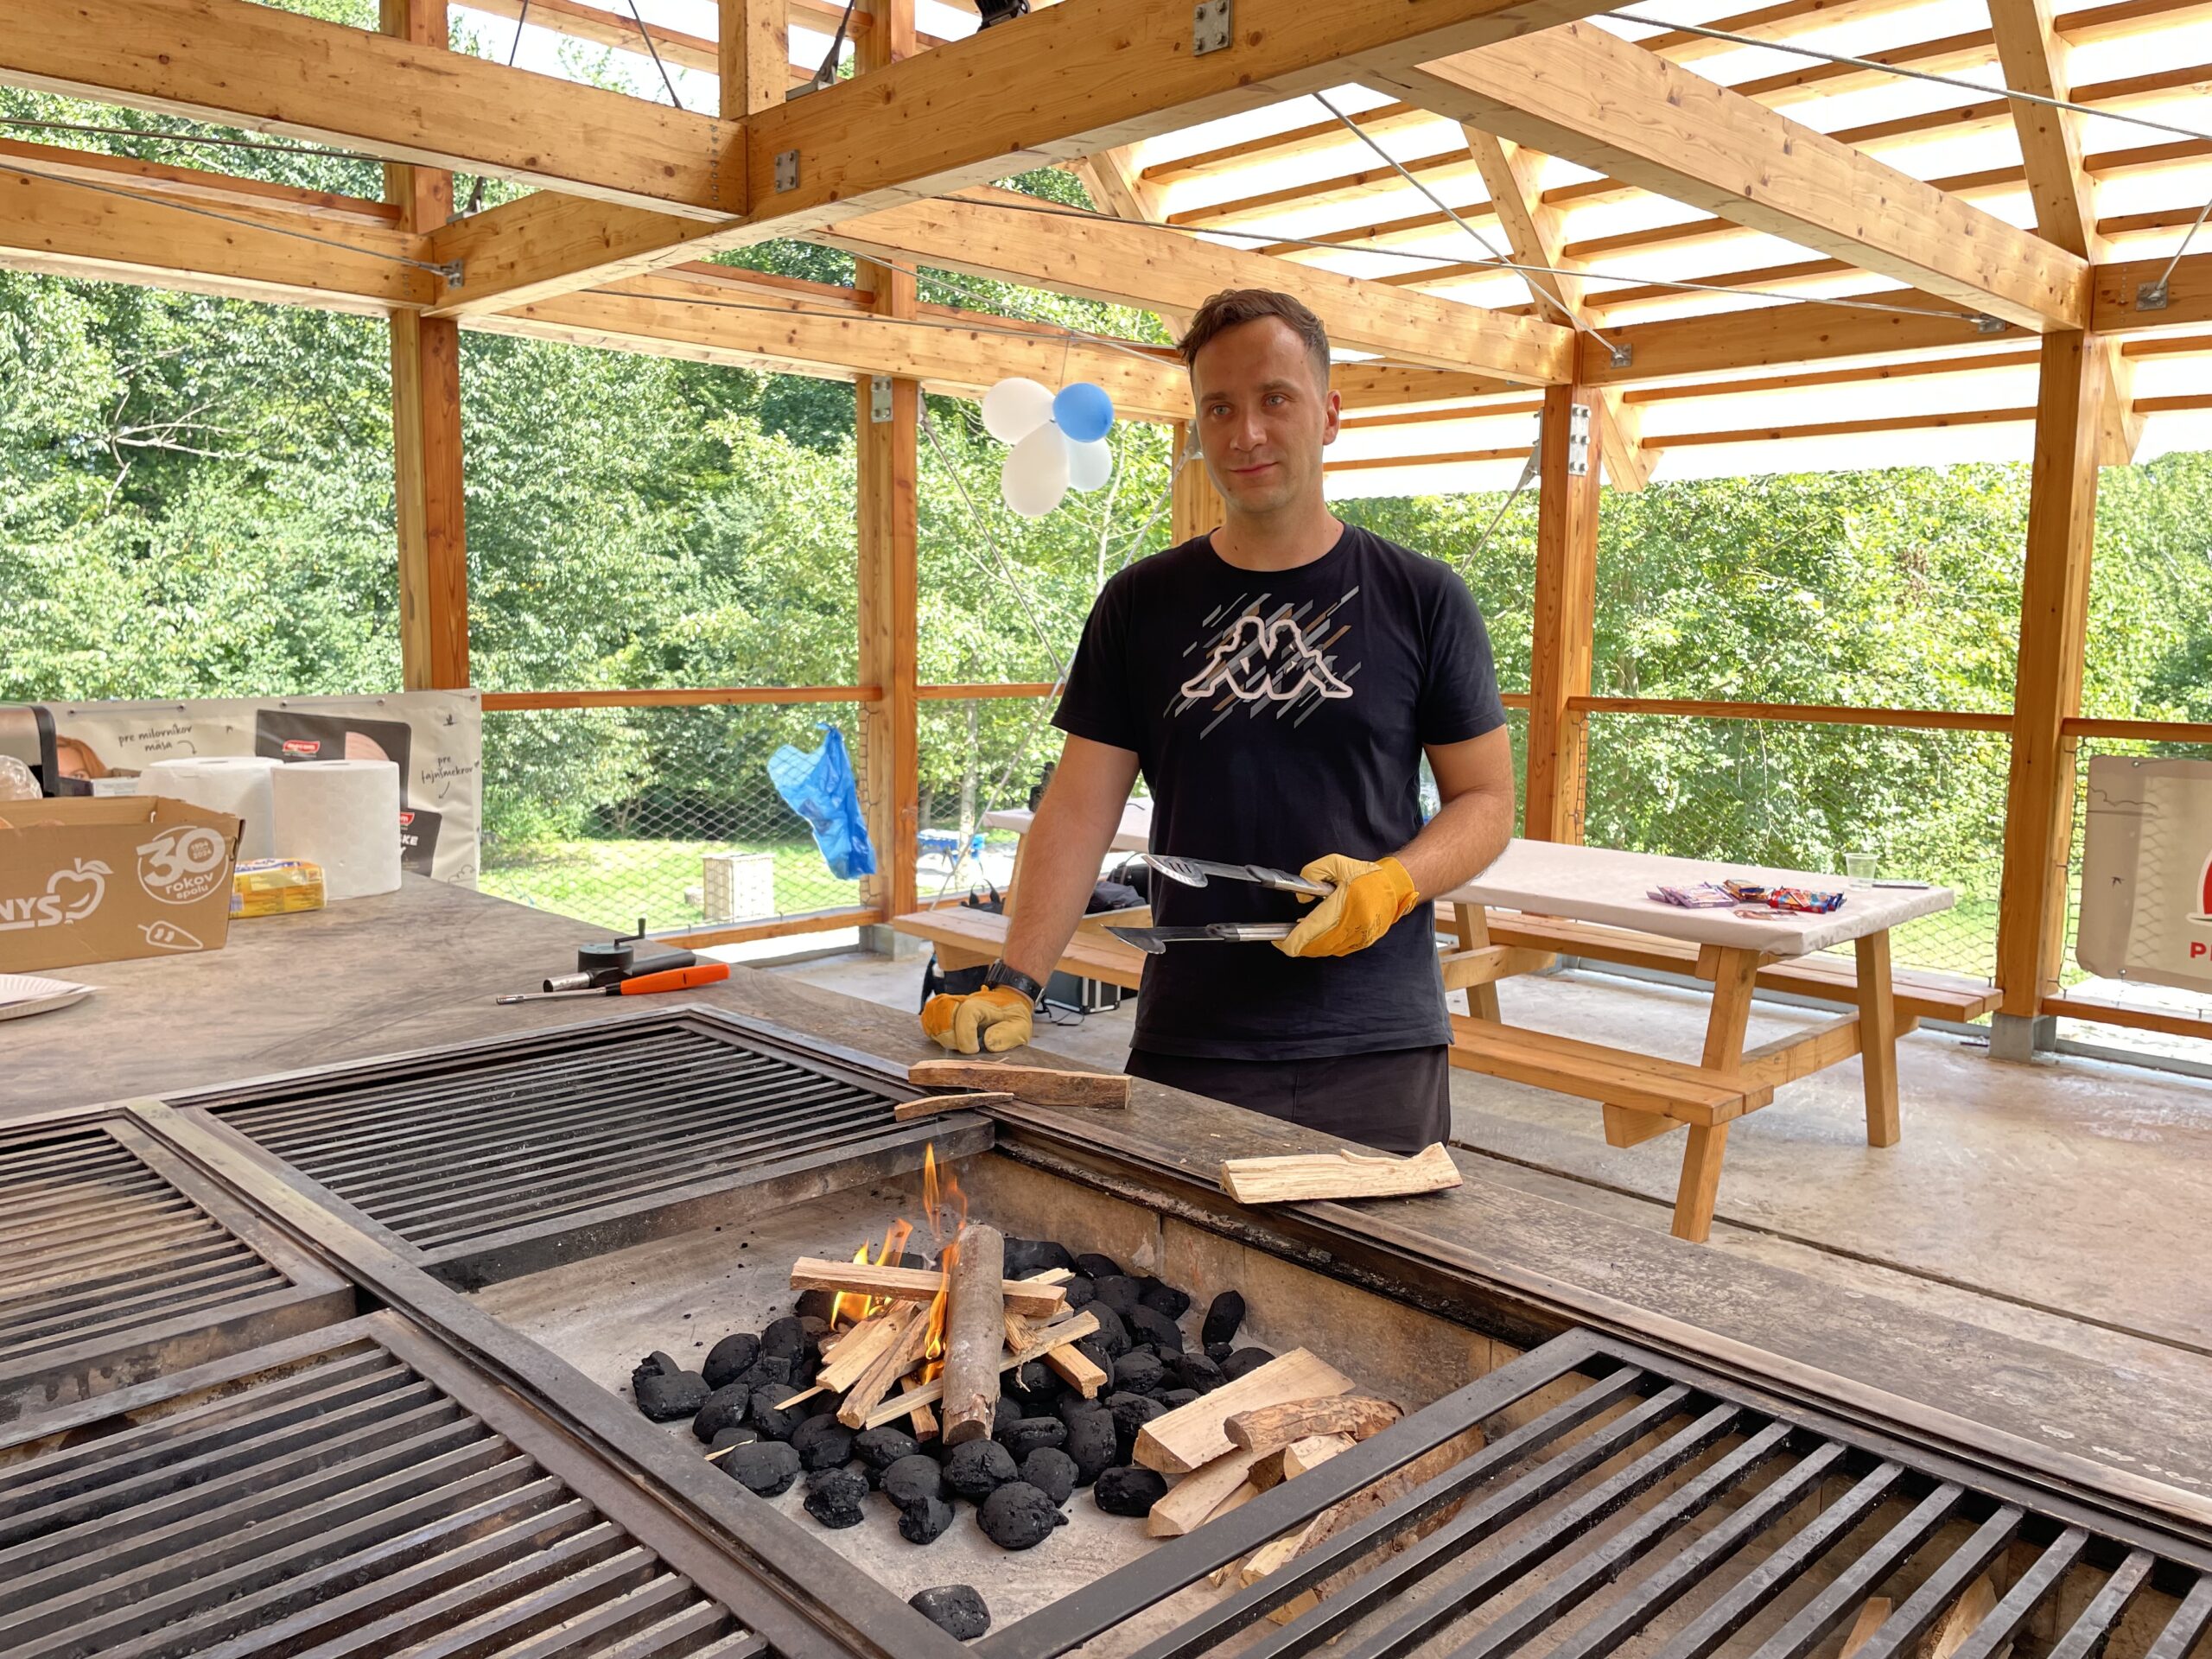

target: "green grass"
[480,836,859,933]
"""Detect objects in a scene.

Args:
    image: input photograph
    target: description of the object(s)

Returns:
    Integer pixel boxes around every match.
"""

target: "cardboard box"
[0,797,242,971]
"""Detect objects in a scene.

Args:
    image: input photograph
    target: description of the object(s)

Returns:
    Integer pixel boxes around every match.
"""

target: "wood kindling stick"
[1218,1142,1460,1205]
[1225,1395,1402,1455]
[938,1222,1007,1446]
[907,1058,1130,1108]
[814,1314,899,1393]
[788,1257,1066,1318]
[861,1310,1099,1428]
[835,1302,931,1428]
[893,1090,1017,1122]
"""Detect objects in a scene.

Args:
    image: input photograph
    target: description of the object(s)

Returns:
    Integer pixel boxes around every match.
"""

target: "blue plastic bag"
[767,725,877,880]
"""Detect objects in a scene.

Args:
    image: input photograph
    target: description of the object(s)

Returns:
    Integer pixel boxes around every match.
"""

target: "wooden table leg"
[1855,928,1902,1148]
[1671,946,1761,1243]
[1453,902,1502,1022]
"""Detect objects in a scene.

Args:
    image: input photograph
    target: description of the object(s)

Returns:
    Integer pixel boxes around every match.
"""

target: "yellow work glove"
[1275,854,1421,959]
[919,984,1034,1053]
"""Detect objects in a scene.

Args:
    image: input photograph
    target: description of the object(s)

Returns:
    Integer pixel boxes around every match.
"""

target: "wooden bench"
[1464,910,2001,1025]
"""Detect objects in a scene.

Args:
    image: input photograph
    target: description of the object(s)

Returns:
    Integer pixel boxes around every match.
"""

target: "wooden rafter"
[1988,0,2100,258]
[1460,130,1649,488]
[810,187,1575,385]
[1363,22,2091,332]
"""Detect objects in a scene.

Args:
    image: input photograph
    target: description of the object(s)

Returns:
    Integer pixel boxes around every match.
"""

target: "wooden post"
[1993,330,2110,1036]
[718,0,787,118]
[1523,384,1599,842]
[853,0,919,922]
[938,1222,1006,1446]
[1170,420,1225,546]
[383,0,468,693]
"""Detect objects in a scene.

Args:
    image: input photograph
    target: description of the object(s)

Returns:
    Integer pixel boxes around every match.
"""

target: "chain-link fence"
[1579,712,2008,979]
[912,695,1063,899]
[479,703,867,934]
[2053,734,2212,1064]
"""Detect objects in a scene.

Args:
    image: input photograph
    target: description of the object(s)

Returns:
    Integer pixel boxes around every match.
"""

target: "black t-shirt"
[1052,524,1506,1060]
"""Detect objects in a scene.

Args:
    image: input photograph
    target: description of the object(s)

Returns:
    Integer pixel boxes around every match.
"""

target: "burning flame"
[920,1142,968,1243]
[828,1216,914,1329]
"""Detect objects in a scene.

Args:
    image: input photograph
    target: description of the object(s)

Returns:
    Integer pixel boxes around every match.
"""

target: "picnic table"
[895,804,1987,1243]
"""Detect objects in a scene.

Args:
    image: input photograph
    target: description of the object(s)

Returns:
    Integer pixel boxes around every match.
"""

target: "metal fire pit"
[170,1009,988,1287]
[0,1111,350,1421]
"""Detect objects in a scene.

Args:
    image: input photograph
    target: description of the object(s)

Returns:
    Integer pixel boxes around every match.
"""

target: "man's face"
[1190,317,1341,518]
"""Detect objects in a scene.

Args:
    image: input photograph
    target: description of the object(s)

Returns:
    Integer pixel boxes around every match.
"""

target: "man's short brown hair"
[1179,289,1332,390]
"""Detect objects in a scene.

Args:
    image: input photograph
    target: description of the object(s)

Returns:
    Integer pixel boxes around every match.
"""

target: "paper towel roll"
[268,760,402,901]
[140,756,284,859]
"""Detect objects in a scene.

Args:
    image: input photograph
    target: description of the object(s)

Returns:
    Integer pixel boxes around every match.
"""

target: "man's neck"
[1210,497,1344,572]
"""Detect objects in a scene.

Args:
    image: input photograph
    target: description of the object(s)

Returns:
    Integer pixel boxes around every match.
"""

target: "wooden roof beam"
[1366,21,2091,332]
[808,186,1574,385]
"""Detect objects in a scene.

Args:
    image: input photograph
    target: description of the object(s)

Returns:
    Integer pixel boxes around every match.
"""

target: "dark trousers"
[1125,1046,1452,1154]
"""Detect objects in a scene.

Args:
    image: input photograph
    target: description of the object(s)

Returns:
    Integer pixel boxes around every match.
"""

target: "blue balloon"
[1052,381,1116,445]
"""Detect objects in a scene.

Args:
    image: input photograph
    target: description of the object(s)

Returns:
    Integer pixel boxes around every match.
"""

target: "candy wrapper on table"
[1723,880,1846,913]
[1647,883,1738,908]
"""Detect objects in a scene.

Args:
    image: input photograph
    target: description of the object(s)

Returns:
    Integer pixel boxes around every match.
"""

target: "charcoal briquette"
[897,1251,929,1269]
[1056,1392,1106,1427]
[1156,1388,1200,1409]
[1002,1237,1075,1278]
[995,1415,1067,1462]
[803,1466,869,1528]
[1086,1304,1131,1359]
[899,1494,957,1545]
[790,1413,855,1471]
[1021,1446,1077,1507]
[798,1313,832,1343]
[1094,1274,1141,1319]
[909,1584,989,1637]
[1135,1279,1191,1319]
[794,1289,838,1324]
[1073,1252,1122,1281]
[723,1440,801,1497]
[978,1481,1069,1550]
[1201,1290,1246,1350]
[631,1355,709,1422]
[690,1382,751,1442]
[1074,1334,1115,1374]
[1223,1346,1275,1381]
[1128,1306,1184,1353]
[788,1349,821,1389]
[854,1427,918,1470]
[1062,1274,1096,1309]
[993,1395,1024,1433]
[1007,1359,1062,1406]
[749,1382,808,1441]
[1173,1353,1225,1395]
[759,1315,806,1359]
[705,1329,763,1386]
[944,1438,1019,1502]
[1205,1341,1234,1365]
[1063,1408,1117,1484]
[882,1453,948,1509]
[737,1354,794,1390]
[1104,1391,1164,1460]
[708,1425,759,1452]
[1092,1465,1168,1517]
[1112,1351,1165,1394]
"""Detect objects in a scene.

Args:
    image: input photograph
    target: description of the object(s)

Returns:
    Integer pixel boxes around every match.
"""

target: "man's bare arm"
[1395,726,1516,899]
[1001,734,1142,983]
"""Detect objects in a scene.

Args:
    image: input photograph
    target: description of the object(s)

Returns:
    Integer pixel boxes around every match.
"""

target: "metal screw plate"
[1193,0,1231,55]
[1567,401,1592,477]
[774,149,800,193]
[2137,279,2171,312]
[869,377,894,423]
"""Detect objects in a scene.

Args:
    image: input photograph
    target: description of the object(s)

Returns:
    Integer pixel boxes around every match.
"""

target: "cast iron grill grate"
[988,1328,2212,1659]
[190,1013,951,1272]
[0,1123,286,1370]
[0,1325,765,1659]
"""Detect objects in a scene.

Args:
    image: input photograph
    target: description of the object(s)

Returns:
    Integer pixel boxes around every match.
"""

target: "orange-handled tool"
[495,962,729,1003]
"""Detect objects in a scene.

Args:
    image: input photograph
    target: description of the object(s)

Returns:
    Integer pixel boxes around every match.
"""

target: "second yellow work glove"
[1275,854,1421,959]
[919,984,1034,1053]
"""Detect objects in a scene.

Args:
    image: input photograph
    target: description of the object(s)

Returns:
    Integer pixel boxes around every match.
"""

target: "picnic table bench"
[893,805,1992,1243]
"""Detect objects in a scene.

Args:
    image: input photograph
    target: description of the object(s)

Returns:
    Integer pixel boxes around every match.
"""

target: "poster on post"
[22,691,482,887]
[2075,754,2212,994]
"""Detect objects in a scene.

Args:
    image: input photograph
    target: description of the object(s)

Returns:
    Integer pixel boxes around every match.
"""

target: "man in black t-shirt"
[920,289,1516,1152]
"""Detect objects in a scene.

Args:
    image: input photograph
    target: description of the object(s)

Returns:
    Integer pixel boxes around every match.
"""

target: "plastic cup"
[1844,851,1878,887]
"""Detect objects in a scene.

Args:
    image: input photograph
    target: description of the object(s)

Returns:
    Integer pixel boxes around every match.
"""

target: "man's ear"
[1321,389,1343,446]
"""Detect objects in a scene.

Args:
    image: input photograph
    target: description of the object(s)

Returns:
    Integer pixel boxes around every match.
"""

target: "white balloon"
[982,378,1055,444]
[1001,423,1071,518]
[1066,437,1114,493]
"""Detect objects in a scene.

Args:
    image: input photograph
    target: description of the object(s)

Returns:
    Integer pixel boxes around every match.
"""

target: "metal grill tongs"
[1104,854,1336,954]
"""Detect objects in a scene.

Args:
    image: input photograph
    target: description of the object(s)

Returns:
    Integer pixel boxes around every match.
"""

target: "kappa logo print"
[1180,614,1357,704]
[0,858,112,931]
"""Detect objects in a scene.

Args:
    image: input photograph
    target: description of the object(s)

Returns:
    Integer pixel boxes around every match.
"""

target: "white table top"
[982,804,1953,958]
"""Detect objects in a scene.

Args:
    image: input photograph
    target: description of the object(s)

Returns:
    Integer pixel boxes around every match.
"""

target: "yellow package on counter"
[231,857,327,918]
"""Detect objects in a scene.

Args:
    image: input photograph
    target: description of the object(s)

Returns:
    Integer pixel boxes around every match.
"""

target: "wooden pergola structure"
[1,0,2208,1052]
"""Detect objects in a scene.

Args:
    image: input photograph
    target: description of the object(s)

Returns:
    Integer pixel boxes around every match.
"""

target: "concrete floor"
[768,949,2212,1404]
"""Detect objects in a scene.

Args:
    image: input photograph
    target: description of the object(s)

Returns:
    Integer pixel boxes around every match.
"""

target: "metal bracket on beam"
[2136,279,2171,312]
[774,149,801,193]
[1971,314,2008,334]
[869,377,894,423]
[1607,340,1632,370]
[1567,402,1592,477]
[433,259,464,288]
[1192,0,1232,55]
